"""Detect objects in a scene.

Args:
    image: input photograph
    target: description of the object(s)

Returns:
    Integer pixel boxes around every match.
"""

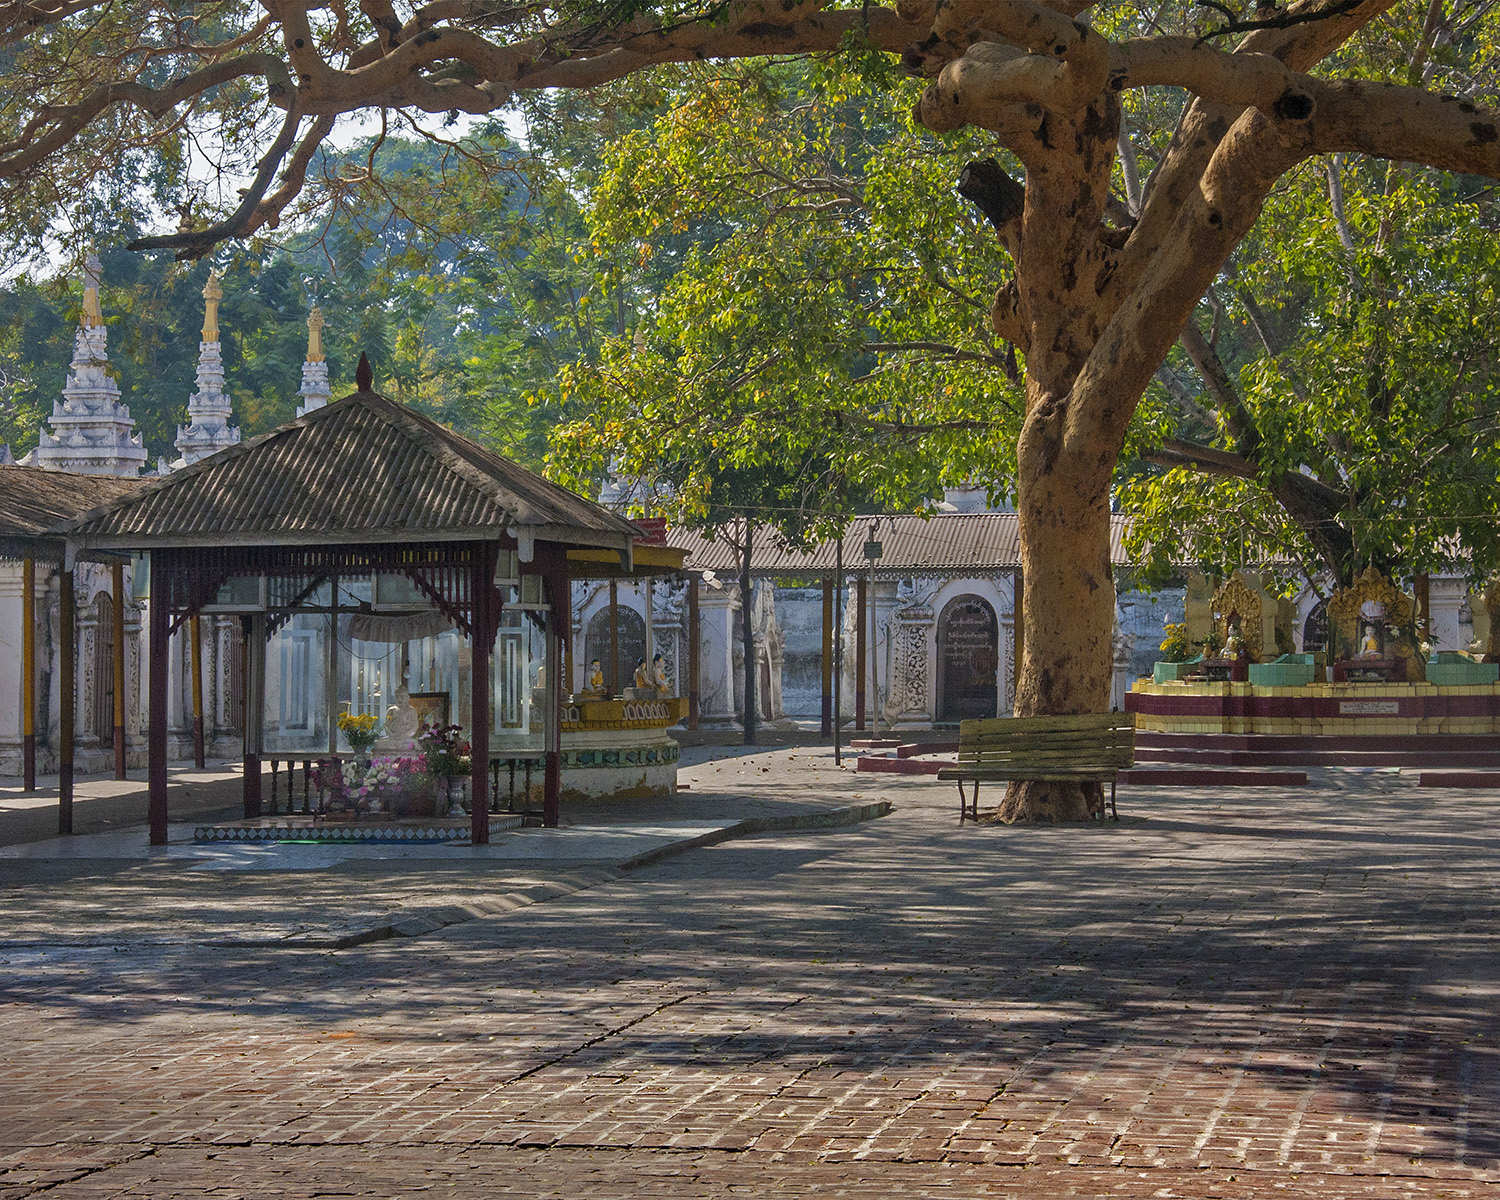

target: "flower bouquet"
[338,710,381,755]
[314,753,427,817]
[417,724,472,816]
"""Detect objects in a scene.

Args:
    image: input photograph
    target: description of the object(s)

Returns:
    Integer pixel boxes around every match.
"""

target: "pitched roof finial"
[356,351,373,392]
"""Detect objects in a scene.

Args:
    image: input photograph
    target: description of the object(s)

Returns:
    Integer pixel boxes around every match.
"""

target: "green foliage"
[542,60,1023,543]
[1122,162,1500,591]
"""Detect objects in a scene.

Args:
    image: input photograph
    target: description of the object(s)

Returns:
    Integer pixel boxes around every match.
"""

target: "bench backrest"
[955,713,1135,769]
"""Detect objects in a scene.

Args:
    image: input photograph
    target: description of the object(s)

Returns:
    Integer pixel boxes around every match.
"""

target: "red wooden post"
[58,568,74,834]
[469,548,492,845]
[111,561,126,779]
[541,543,569,828]
[148,553,170,846]
[242,613,262,819]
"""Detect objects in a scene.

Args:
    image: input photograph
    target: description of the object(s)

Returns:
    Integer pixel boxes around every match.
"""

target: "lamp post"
[833,531,843,766]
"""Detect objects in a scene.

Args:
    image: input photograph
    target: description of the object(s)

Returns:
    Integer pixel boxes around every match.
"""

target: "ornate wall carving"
[889,575,940,722]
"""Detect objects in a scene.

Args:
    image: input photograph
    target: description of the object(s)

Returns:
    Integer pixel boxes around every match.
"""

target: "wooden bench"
[937,713,1135,824]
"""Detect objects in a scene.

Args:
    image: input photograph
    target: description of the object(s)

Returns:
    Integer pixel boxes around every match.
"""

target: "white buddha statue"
[380,680,419,748]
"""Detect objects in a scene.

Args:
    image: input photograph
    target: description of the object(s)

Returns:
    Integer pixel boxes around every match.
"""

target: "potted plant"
[417,724,472,816]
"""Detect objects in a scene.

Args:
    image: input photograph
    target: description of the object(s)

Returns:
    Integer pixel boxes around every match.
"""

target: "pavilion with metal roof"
[58,359,666,844]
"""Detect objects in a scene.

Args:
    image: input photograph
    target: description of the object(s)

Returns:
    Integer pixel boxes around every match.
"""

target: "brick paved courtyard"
[0,751,1496,1197]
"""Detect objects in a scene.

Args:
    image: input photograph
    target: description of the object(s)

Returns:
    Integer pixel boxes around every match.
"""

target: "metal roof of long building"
[670,512,1133,575]
[0,465,145,560]
[63,387,638,551]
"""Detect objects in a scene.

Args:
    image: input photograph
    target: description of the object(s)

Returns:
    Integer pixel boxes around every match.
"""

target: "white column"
[696,582,741,726]
[0,562,23,773]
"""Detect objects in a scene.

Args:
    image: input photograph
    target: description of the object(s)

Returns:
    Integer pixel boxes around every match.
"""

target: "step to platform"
[1119,767,1307,787]
[1417,772,1500,788]
[1134,732,1500,769]
[195,814,525,844]
[1136,746,1500,768]
[896,740,959,759]
[1138,731,1500,752]
[855,755,949,775]
[849,739,903,751]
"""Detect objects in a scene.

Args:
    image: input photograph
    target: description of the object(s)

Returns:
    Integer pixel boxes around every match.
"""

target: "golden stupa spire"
[81,252,104,328]
[306,306,326,363]
[201,270,223,342]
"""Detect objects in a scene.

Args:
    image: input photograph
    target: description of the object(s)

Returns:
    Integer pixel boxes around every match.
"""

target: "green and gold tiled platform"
[194,814,524,844]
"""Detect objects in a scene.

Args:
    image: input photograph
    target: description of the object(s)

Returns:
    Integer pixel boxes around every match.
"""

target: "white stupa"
[937,481,1012,513]
[173,270,240,467]
[30,253,147,476]
[295,307,330,416]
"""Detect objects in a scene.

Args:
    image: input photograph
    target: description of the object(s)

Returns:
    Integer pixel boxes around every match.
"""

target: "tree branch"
[129,94,306,259]
[1147,437,1260,478]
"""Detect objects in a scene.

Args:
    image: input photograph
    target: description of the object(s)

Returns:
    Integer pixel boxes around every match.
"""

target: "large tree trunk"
[999,398,1116,822]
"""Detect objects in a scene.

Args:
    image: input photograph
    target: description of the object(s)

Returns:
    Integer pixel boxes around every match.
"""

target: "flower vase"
[438,775,467,817]
[353,751,373,814]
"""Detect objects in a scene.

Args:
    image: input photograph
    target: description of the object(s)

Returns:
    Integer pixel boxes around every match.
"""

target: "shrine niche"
[1328,566,1421,681]
[584,606,645,695]
[1210,571,1276,662]
[936,594,999,722]
[1302,598,1329,655]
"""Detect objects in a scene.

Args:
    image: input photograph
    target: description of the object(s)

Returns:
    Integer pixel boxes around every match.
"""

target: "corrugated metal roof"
[65,389,637,550]
[671,512,1134,575]
[0,466,145,558]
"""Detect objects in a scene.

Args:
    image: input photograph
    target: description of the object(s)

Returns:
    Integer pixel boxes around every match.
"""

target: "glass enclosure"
[259,571,550,757]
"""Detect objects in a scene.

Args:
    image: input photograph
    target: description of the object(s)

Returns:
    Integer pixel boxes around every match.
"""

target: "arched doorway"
[585,606,646,694]
[1302,599,1328,655]
[93,592,113,746]
[936,594,999,722]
